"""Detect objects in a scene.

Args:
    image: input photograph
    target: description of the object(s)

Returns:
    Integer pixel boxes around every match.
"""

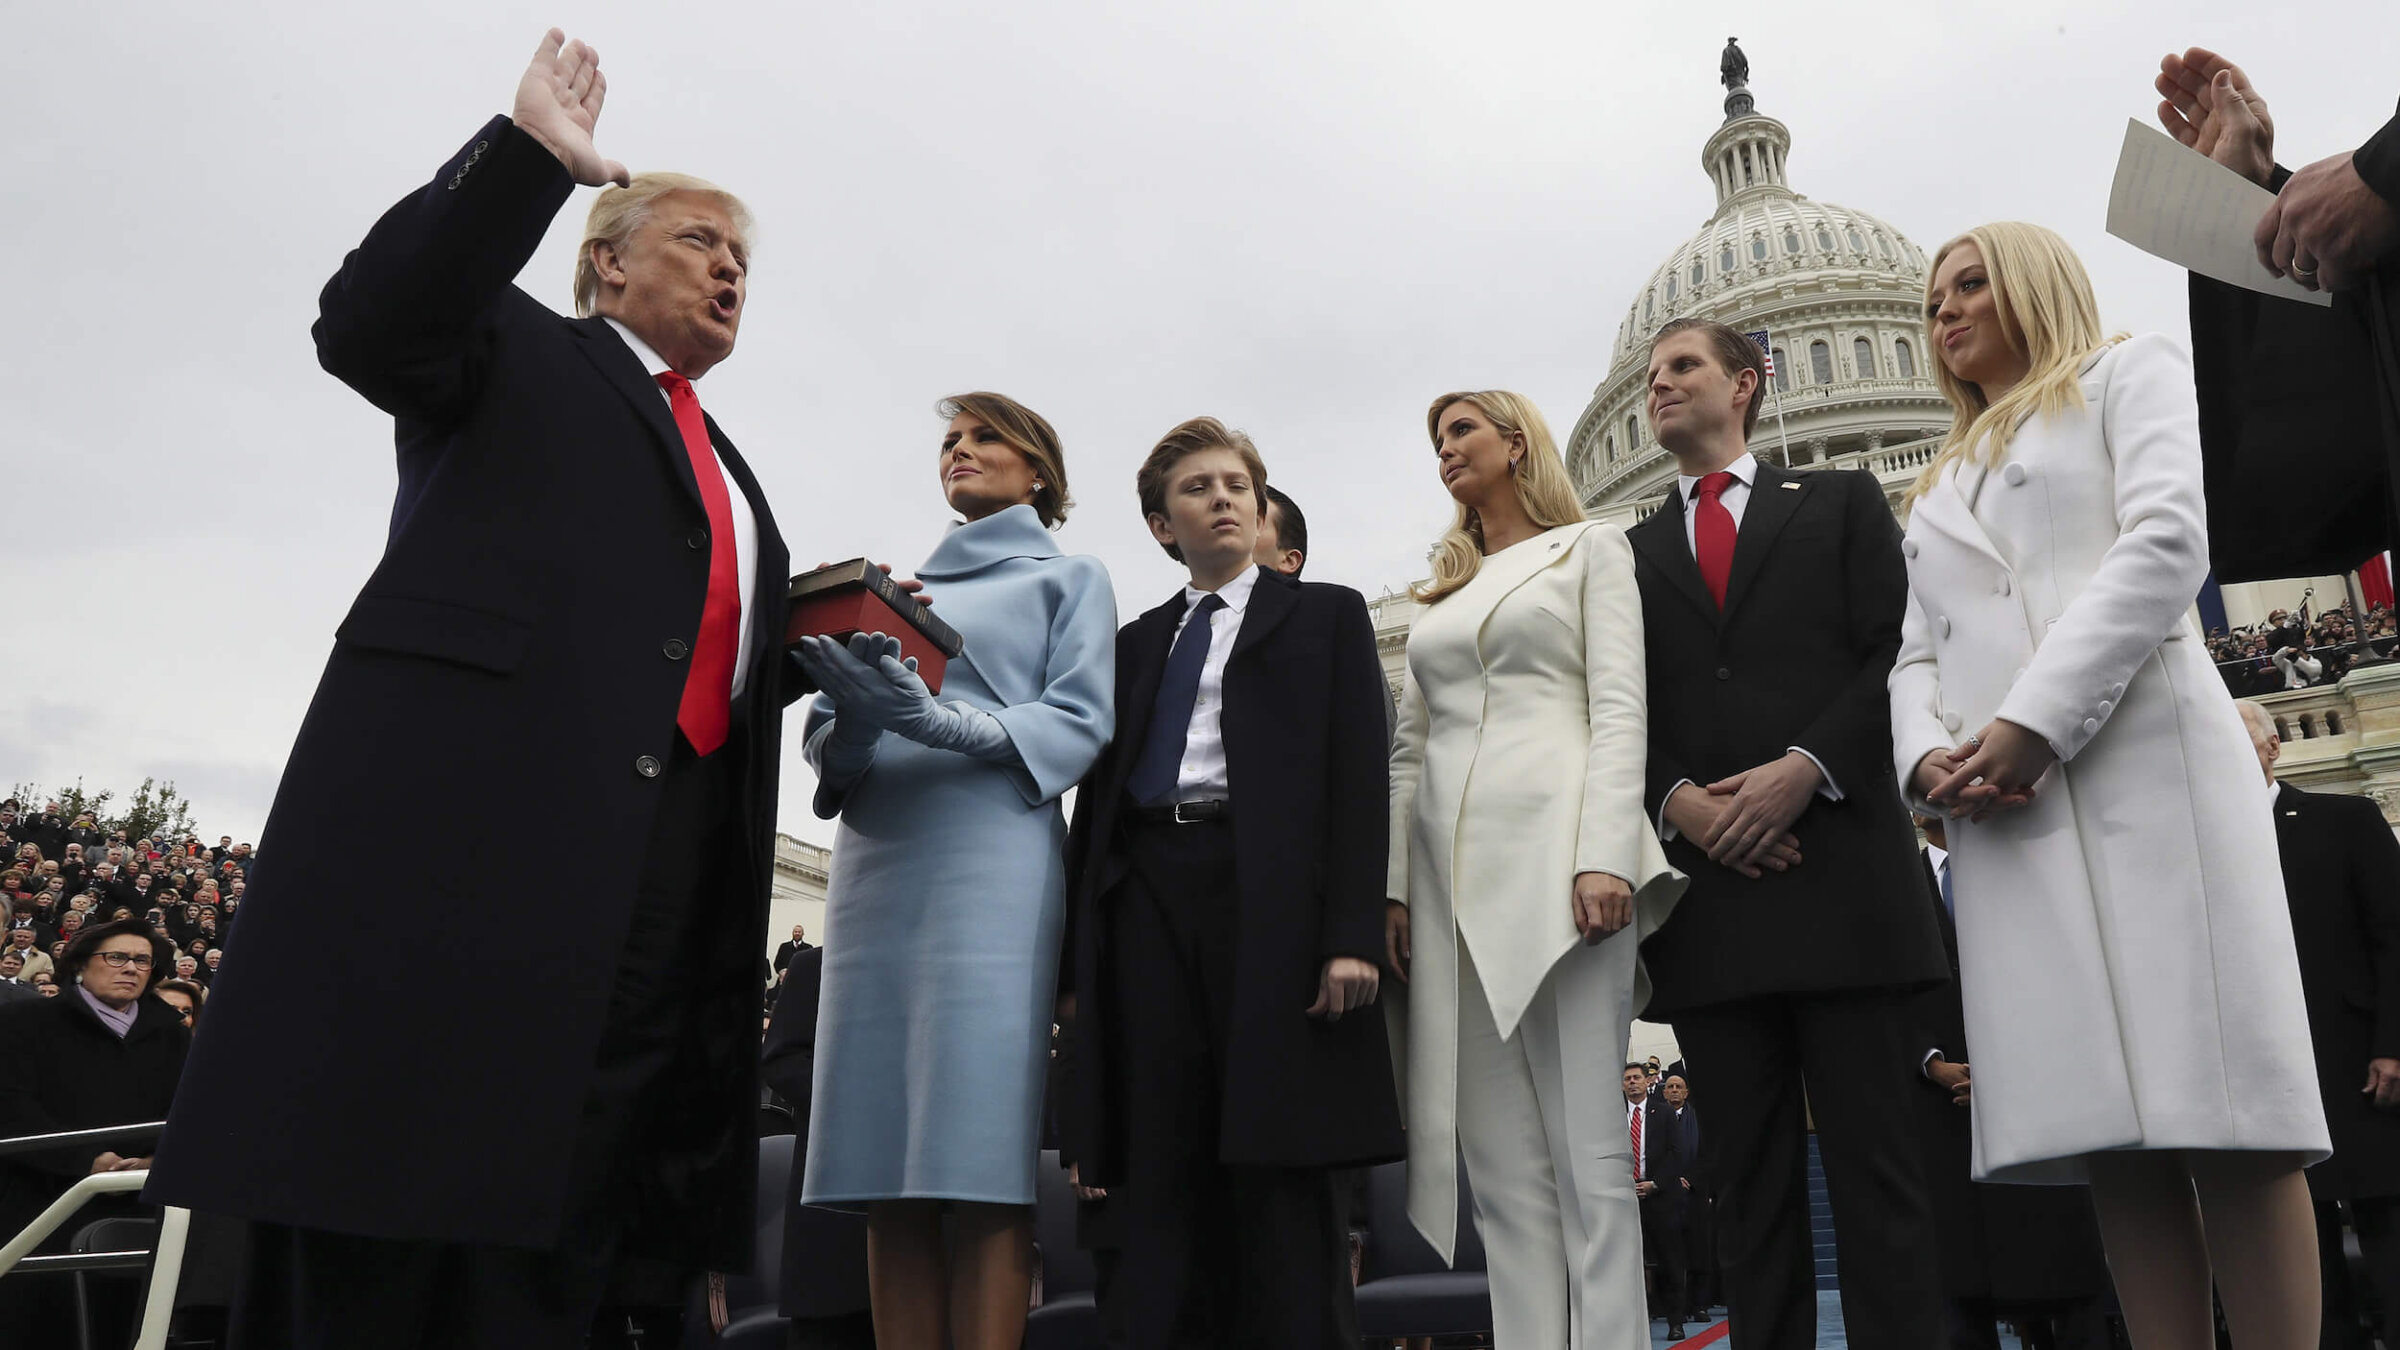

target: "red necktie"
[657,372,741,756]
[1631,1103,1646,1182]
[1693,470,1737,609]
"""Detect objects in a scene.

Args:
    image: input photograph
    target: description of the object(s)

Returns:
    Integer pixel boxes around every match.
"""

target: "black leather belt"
[1130,799,1232,825]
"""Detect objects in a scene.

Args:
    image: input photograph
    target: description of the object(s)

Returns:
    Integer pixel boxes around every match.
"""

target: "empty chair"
[1354,1159,1492,1338]
[1026,1149,1102,1350]
[681,1134,795,1350]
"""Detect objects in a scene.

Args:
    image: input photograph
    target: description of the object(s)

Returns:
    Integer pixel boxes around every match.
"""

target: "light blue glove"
[795,632,1014,760]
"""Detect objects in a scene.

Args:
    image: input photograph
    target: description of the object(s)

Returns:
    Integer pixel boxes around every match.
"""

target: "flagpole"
[1769,327,1795,467]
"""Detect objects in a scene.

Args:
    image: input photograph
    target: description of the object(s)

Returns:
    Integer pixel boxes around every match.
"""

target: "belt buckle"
[1171,800,1203,825]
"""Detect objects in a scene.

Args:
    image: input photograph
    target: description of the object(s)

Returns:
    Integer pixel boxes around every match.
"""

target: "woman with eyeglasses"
[0,917,192,1342]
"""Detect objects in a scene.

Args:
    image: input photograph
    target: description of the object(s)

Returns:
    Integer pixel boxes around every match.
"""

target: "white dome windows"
[1817,225,1835,251]
[1783,227,1801,254]
[1690,259,1705,287]
[1810,340,1833,385]
[1847,226,1867,251]
[1772,348,1791,393]
[1720,244,1736,273]
[1895,339,1916,379]
[1854,336,1877,378]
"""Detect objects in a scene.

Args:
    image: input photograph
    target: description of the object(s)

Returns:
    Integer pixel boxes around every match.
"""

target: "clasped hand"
[795,632,935,739]
[1916,718,2053,822]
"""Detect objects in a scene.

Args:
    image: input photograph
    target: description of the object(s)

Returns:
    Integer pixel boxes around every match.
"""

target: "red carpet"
[1674,1316,1732,1347]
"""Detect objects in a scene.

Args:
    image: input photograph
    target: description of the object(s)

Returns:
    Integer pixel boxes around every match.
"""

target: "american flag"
[1745,329,1775,375]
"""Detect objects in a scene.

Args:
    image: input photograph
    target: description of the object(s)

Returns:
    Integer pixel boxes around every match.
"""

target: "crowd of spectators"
[0,798,250,1021]
[2208,600,2400,696]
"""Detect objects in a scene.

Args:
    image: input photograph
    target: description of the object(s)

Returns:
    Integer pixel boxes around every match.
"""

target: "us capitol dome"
[1568,40,1953,524]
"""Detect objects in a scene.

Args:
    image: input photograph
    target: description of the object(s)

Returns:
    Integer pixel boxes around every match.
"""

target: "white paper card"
[2105,118,2331,307]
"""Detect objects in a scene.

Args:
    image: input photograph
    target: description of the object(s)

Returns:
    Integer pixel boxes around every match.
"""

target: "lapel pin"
[1549,541,1562,551]
[1781,481,1803,490]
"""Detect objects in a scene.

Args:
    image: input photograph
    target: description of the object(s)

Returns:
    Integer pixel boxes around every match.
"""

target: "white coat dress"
[1889,333,2329,1183]
[1386,520,1687,1255]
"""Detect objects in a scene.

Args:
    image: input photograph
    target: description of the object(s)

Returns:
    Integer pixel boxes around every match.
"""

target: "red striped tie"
[656,373,740,756]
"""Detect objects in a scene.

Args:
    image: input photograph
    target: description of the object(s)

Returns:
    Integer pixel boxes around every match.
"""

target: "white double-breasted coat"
[1889,333,2328,1183]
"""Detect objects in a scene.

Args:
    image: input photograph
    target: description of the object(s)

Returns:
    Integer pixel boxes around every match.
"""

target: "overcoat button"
[1715,667,1731,681]
[2003,463,2028,486]
[664,639,689,660]
[1997,575,2012,596]
[1937,615,1952,638]
[1942,711,1963,732]
[2082,717,2100,734]
[687,528,709,549]
[1903,540,1919,558]
[634,755,662,778]
[2099,699,2114,716]
[2110,682,2126,699]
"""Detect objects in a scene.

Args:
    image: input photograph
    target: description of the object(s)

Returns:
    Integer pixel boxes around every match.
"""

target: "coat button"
[687,528,709,550]
[2099,699,2113,716]
[634,755,662,778]
[2110,682,2126,699]
[2082,717,2100,734]
[2003,463,2028,486]
[1937,615,1952,638]
[1715,667,1731,681]
[1997,575,2012,596]
[1903,539,1919,559]
[664,639,689,661]
[1942,711,1962,732]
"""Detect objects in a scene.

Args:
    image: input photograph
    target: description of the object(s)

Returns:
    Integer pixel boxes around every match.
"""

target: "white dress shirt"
[1655,453,1840,838]
[1674,450,1760,555]
[605,319,760,697]
[1162,565,1261,801]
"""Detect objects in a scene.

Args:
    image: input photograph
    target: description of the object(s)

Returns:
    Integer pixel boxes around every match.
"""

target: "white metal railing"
[0,1123,187,1350]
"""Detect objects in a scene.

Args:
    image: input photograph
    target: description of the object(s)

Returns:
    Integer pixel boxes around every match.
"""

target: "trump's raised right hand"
[513,29,630,188]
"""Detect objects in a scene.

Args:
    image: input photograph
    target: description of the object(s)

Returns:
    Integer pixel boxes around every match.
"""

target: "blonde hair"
[1907,222,2118,505]
[1414,392,1586,603]
[573,173,755,317]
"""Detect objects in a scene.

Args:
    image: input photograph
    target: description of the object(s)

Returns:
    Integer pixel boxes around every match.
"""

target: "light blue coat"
[800,504,1116,1206]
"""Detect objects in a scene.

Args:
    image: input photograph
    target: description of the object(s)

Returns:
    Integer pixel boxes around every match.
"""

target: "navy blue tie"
[1127,593,1227,805]
[1938,862,1955,919]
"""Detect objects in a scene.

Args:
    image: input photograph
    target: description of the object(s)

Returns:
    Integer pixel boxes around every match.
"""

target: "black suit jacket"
[1629,464,1946,1015]
[2271,781,2400,1200]
[1641,1098,1698,1225]
[0,993,190,1247]
[1908,850,2111,1301]
[147,117,794,1263]
[2190,98,2400,580]
[1059,568,1403,1185]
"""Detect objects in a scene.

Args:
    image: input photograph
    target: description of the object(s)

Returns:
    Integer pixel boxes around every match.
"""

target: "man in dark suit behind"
[1629,1063,1698,1340]
[2241,701,2400,1347]
[1627,318,1948,1350]
[145,32,799,1350]
[1911,820,2114,1350]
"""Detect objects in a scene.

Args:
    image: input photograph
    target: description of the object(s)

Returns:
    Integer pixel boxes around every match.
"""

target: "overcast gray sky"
[1,1,2385,845]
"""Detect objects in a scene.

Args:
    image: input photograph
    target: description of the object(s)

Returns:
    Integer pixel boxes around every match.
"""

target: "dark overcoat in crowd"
[2191,97,2400,581]
[2270,781,2400,1201]
[1641,1096,1698,1226]
[144,117,796,1268]
[0,990,190,1300]
[1909,854,2112,1304]
[1058,569,1404,1188]
[1630,466,1948,1012]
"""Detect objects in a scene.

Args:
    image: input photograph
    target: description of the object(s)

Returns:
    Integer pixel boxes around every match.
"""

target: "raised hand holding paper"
[2106,117,2330,307]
